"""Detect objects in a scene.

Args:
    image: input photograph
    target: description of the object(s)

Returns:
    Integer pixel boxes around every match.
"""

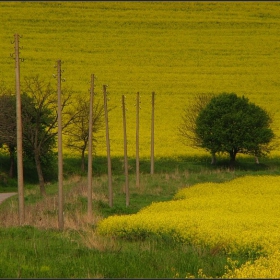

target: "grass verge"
[0,155,280,278]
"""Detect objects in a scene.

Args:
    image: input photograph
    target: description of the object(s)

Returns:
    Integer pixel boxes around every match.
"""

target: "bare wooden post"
[122,95,129,206]
[151,92,155,175]
[136,92,140,188]
[87,74,94,222]
[103,85,113,207]
[14,34,24,225]
[57,60,64,230]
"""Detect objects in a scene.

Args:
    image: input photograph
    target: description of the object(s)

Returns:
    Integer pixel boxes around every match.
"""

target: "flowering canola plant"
[222,250,280,278]
[1,2,280,158]
[97,175,280,277]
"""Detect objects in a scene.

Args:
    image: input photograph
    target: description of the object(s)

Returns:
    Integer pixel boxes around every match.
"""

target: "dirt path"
[0,192,17,205]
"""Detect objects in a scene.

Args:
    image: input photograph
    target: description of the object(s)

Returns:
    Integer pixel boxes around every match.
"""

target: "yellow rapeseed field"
[97,175,280,277]
[223,250,280,278]
[0,2,280,158]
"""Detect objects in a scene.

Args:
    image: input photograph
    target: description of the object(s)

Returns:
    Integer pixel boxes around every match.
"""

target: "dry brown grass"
[0,176,105,231]
[0,169,187,257]
[78,230,122,252]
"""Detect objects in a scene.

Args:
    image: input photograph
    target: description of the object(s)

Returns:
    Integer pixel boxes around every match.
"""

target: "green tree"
[0,85,39,178]
[22,75,77,195]
[0,85,17,177]
[195,93,275,167]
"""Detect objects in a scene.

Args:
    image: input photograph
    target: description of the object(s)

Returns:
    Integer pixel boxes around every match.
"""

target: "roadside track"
[0,192,17,205]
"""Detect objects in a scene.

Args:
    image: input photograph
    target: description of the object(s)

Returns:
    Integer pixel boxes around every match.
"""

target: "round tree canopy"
[195,92,274,163]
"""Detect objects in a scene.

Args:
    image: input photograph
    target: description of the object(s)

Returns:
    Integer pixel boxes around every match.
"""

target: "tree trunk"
[8,145,15,178]
[34,150,46,196]
[229,149,237,170]
[211,152,216,165]
[81,147,86,173]
[255,156,259,164]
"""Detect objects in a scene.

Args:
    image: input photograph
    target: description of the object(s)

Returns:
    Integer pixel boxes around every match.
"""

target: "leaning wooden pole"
[122,95,129,206]
[103,85,113,207]
[57,60,64,230]
[136,92,140,188]
[151,92,155,175]
[14,34,25,225]
[87,74,94,221]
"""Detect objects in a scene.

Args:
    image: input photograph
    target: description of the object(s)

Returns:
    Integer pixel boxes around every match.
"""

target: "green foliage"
[0,226,230,278]
[195,93,275,164]
[0,78,58,184]
[21,75,58,157]
[0,86,16,147]
[1,157,280,277]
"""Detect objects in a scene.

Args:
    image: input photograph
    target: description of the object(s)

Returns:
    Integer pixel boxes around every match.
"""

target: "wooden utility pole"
[151,92,155,175]
[136,92,140,188]
[14,34,24,225]
[57,60,64,230]
[103,85,113,207]
[122,95,129,206]
[87,74,94,221]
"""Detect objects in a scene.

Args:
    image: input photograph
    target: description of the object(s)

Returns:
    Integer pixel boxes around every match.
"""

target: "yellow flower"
[97,175,280,277]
